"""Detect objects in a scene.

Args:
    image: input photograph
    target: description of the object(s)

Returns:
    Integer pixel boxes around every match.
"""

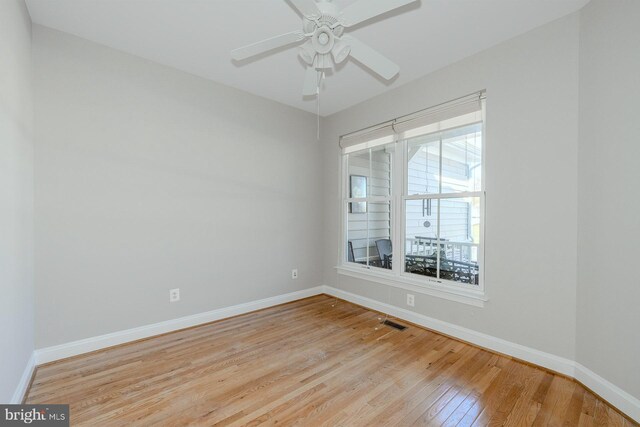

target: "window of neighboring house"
[340,92,486,300]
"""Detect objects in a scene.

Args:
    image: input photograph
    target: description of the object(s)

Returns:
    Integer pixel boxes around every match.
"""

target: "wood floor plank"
[562,384,587,426]
[25,295,638,426]
[498,365,546,426]
[387,348,491,426]
[440,391,480,427]
[470,359,523,426]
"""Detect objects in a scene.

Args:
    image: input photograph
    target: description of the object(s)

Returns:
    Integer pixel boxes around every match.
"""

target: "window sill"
[335,265,487,308]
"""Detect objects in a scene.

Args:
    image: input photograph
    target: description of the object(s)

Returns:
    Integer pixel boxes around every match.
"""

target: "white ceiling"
[25,0,589,116]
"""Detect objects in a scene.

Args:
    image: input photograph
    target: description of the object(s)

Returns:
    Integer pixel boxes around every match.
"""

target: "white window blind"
[339,91,485,152]
[339,121,395,154]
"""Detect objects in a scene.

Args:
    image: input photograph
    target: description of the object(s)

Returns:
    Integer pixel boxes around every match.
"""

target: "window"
[340,93,486,301]
[345,142,393,269]
[404,123,482,285]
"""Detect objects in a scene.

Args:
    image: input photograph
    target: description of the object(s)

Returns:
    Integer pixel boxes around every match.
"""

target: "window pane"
[370,145,392,197]
[404,197,480,285]
[439,197,480,285]
[347,149,370,198]
[406,123,482,196]
[407,134,440,196]
[346,201,392,269]
[347,144,392,198]
[441,123,482,194]
[404,199,440,278]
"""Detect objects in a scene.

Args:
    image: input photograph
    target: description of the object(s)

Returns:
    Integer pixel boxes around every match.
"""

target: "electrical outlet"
[291,269,298,279]
[169,288,180,302]
[406,293,415,307]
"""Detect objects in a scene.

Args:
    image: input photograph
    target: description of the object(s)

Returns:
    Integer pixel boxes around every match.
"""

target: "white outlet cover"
[291,269,298,279]
[407,294,415,307]
[169,288,180,302]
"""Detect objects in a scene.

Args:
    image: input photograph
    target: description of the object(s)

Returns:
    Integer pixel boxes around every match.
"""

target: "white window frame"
[341,139,395,273]
[337,96,487,307]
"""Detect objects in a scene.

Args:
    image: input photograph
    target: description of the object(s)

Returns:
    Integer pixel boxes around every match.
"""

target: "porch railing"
[405,237,478,264]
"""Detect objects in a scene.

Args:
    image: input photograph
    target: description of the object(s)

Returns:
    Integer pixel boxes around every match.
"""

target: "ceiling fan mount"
[231,0,417,97]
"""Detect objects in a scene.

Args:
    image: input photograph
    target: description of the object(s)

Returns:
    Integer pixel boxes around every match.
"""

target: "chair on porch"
[347,241,356,263]
[375,239,393,269]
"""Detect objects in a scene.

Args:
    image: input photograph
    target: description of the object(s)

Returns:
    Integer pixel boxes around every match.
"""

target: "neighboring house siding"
[406,147,471,244]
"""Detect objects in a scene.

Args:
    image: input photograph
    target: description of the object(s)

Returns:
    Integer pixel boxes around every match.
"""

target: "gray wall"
[33,26,323,348]
[322,14,580,360]
[0,0,34,402]
[577,0,640,398]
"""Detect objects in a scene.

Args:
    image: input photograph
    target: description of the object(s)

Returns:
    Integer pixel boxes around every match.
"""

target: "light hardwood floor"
[26,295,636,426]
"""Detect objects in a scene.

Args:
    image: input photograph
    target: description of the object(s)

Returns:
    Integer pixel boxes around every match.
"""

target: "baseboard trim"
[322,286,575,375]
[35,286,324,365]
[11,352,36,404]
[574,363,640,423]
[322,285,640,423]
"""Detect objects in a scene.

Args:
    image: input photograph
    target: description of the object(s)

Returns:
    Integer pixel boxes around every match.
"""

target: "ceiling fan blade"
[231,31,306,61]
[288,0,321,18]
[342,35,399,80]
[302,66,319,97]
[339,0,417,27]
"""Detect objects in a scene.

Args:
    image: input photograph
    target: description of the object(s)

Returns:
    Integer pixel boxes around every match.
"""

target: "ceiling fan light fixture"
[298,42,317,65]
[331,40,351,64]
[312,27,335,54]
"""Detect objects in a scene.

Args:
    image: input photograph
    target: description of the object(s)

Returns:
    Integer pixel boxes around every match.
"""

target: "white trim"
[322,285,640,423]
[323,285,568,372]
[574,363,640,423]
[35,287,324,365]
[403,191,482,201]
[344,196,391,203]
[11,352,36,404]
[336,265,487,307]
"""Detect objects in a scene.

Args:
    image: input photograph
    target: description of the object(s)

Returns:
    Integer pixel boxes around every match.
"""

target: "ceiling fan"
[231,0,418,97]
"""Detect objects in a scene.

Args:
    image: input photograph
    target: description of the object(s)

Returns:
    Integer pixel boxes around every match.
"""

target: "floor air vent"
[383,320,407,331]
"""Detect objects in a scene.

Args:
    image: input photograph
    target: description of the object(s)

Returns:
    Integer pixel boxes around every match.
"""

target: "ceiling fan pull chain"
[316,69,326,141]
[317,70,321,141]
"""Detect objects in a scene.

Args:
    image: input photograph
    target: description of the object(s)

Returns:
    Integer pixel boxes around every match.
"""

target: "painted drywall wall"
[0,0,35,402]
[33,26,323,348]
[577,0,640,399]
[322,14,580,360]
